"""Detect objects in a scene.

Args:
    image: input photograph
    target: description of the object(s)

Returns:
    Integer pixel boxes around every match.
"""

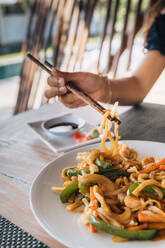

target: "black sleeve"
[145,14,165,56]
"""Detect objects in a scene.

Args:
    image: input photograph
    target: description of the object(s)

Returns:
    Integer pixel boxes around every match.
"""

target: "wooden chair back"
[14,0,151,114]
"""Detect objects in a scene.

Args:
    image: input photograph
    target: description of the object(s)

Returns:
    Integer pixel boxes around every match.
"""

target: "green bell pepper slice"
[95,158,112,169]
[95,168,130,179]
[79,182,96,195]
[89,216,157,240]
[95,158,130,179]
[65,168,90,177]
[89,129,100,139]
[129,182,165,198]
[60,182,78,203]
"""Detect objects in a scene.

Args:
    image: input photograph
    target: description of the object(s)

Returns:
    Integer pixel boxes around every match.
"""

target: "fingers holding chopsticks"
[46,76,67,98]
[47,76,65,87]
[45,87,66,98]
[45,69,86,106]
[45,67,106,109]
[60,93,86,108]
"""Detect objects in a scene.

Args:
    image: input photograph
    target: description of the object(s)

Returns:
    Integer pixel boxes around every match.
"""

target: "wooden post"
[112,0,131,77]
[97,0,112,73]
[106,0,120,74]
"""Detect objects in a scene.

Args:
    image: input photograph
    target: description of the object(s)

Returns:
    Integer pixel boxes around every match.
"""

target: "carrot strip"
[138,212,165,223]
[73,131,90,142]
[139,164,159,173]
[138,213,155,222]
[158,158,165,165]
[90,186,95,202]
[126,224,148,230]
[90,223,97,233]
[89,186,98,232]
[140,158,165,173]
[159,164,165,170]
[148,223,165,230]
[90,186,98,211]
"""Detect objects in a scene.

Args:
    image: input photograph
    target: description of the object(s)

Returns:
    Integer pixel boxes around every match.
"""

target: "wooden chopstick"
[27,53,120,124]
[27,54,51,74]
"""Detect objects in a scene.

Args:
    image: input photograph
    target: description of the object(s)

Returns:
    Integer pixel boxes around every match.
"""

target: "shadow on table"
[119,103,165,142]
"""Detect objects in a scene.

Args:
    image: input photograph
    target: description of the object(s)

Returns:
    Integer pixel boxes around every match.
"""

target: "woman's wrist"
[99,75,112,104]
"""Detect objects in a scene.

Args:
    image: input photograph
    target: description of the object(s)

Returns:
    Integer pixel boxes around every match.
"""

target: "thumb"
[52,68,80,82]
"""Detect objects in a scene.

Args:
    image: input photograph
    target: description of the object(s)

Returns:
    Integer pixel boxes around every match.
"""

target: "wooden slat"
[126,0,143,70]
[56,0,76,68]
[73,0,98,71]
[52,0,66,66]
[97,0,112,73]
[14,0,41,115]
[112,0,131,77]
[77,0,98,70]
[63,0,82,70]
[14,0,52,114]
[21,0,38,56]
[44,0,59,61]
[106,0,120,74]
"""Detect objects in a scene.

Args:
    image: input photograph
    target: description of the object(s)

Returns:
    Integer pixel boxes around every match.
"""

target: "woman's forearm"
[104,51,165,105]
[110,76,144,105]
[46,51,165,108]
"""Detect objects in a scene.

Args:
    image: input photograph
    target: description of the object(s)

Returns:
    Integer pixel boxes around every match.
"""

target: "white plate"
[30,140,165,248]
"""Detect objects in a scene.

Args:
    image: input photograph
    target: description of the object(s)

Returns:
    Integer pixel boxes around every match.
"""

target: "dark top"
[146,14,165,56]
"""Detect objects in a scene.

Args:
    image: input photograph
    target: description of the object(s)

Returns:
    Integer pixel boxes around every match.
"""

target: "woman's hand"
[45,69,108,108]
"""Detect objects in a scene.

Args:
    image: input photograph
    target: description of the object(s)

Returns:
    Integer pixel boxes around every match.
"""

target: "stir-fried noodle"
[52,103,165,241]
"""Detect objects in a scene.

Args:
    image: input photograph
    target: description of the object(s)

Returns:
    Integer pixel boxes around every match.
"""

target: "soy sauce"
[48,122,78,130]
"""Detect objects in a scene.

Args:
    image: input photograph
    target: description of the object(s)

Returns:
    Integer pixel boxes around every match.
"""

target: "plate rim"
[30,140,165,247]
